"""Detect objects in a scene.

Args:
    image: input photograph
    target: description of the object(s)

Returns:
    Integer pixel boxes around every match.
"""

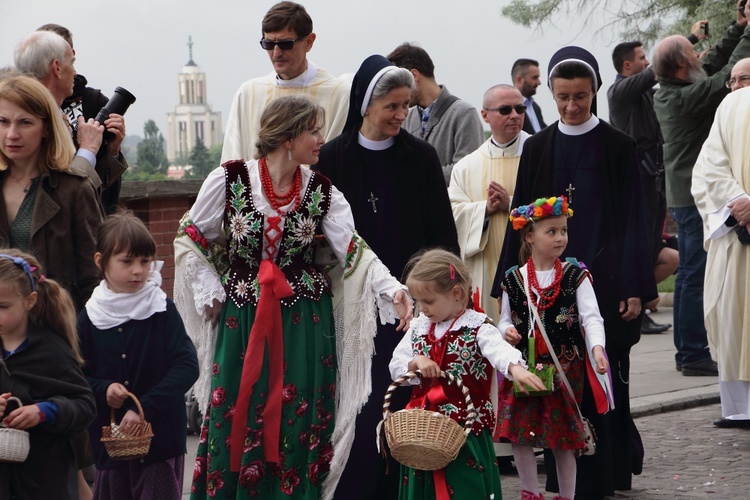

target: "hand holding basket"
[381,370,477,471]
[0,396,30,463]
[100,391,153,460]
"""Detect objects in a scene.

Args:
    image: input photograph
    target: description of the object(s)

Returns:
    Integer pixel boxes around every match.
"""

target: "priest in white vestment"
[221,2,350,162]
[693,86,750,428]
[449,84,529,323]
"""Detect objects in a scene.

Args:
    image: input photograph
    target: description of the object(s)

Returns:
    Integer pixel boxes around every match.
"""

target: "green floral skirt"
[190,295,336,499]
[398,429,502,500]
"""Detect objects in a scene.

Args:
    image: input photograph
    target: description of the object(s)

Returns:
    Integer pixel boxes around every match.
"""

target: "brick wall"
[119,180,203,298]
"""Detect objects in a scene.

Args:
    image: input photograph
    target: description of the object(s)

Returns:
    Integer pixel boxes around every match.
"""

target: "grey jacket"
[403,86,484,185]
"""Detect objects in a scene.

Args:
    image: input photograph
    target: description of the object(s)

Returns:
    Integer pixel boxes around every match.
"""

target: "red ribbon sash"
[229,260,293,471]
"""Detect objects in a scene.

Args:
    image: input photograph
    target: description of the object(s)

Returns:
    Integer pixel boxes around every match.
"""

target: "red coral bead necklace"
[526,257,563,310]
[259,156,302,213]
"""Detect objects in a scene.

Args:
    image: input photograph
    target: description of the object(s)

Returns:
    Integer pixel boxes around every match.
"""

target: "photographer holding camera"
[652,0,750,379]
[28,25,131,214]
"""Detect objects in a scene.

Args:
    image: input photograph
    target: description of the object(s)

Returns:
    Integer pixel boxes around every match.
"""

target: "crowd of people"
[1,0,749,499]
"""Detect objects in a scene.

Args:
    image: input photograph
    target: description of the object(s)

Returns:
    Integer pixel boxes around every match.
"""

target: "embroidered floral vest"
[409,311,496,435]
[501,259,589,363]
[222,160,332,308]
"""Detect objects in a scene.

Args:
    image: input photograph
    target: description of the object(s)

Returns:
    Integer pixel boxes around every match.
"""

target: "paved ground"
[182,306,729,499]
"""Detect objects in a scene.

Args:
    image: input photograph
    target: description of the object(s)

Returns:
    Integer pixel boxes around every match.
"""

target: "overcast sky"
[1,0,626,140]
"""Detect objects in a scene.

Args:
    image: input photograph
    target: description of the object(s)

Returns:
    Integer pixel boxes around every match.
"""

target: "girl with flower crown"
[495,196,609,500]
[174,95,412,500]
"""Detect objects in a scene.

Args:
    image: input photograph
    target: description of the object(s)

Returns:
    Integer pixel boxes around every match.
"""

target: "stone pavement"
[183,306,726,498]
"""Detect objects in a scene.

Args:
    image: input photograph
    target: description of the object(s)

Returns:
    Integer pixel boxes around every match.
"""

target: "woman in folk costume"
[174,95,412,499]
[313,54,460,499]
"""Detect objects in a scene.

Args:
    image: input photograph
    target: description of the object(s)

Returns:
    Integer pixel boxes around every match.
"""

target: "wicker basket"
[0,397,30,463]
[100,391,154,460]
[382,370,477,471]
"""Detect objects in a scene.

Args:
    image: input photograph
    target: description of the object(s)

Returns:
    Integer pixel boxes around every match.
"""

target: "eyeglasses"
[553,92,592,104]
[484,105,527,115]
[726,75,750,88]
[259,36,306,51]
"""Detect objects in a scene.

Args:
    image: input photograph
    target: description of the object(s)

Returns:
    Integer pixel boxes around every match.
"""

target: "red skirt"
[494,358,585,450]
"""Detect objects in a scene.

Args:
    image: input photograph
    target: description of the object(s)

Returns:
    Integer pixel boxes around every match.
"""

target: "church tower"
[166,36,222,161]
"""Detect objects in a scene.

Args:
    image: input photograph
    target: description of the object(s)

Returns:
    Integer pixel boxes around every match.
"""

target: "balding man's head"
[652,35,705,82]
[14,31,75,106]
[482,84,525,144]
[730,58,750,91]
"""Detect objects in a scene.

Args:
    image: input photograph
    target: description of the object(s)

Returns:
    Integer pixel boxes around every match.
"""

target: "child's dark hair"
[96,211,156,275]
[0,249,82,363]
[405,249,473,307]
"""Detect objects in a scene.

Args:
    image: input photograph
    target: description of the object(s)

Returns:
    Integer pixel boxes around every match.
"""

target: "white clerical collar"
[358,132,395,150]
[276,60,318,88]
[558,114,599,136]
[489,131,528,157]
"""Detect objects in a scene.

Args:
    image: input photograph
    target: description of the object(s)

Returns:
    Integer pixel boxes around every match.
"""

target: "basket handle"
[0,396,23,424]
[382,370,478,436]
[109,391,147,425]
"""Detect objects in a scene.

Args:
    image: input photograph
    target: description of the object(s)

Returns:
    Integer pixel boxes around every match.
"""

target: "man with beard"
[512,58,547,134]
[653,0,750,378]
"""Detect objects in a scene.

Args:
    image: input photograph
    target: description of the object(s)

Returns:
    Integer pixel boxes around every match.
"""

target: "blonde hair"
[255,95,325,159]
[0,75,74,173]
[405,249,472,308]
[519,223,534,264]
[0,249,81,364]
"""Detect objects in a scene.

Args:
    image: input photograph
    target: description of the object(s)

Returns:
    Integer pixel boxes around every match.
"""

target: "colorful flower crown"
[509,196,573,230]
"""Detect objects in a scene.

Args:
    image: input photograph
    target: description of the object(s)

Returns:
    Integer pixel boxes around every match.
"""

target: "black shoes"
[641,314,671,334]
[713,417,750,428]
[681,359,718,376]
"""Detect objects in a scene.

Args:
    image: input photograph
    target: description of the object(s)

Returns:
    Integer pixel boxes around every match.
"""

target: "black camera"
[95,87,136,140]
[703,21,709,36]
[741,0,748,18]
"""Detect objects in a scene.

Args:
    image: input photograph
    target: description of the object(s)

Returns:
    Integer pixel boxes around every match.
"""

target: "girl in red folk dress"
[495,196,610,500]
[390,249,545,499]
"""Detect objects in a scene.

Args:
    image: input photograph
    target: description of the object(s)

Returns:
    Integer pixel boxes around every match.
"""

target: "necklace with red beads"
[259,157,302,213]
[526,257,563,310]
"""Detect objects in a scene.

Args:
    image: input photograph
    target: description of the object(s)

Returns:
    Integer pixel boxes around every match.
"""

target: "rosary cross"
[566,183,576,203]
[368,192,378,213]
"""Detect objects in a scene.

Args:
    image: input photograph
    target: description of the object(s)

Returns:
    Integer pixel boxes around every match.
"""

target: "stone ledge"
[631,384,720,418]
[121,180,202,200]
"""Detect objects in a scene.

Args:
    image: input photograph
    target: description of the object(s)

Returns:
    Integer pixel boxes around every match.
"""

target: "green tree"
[208,144,223,169]
[136,120,167,175]
[502,0,738,47]
[188,137,213,179]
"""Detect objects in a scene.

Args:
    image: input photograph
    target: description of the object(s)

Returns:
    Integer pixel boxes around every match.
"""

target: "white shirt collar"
[358,132,395,151]
[275,60,318,88]
[558,114,599,136]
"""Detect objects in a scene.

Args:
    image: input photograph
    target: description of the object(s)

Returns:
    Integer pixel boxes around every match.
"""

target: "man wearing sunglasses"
[387,43,484,186]
[448,84,528,323]
[221,1,350,163]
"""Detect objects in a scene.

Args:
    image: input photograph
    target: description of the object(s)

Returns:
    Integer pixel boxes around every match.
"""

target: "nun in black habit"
[313,55,459,499]
[491,46,657,498]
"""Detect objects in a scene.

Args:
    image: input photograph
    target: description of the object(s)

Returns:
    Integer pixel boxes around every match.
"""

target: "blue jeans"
[670,206,712,366]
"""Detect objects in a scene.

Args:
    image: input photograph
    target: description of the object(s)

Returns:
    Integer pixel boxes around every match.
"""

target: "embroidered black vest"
[501,260,589,363]
[222,160,332,308]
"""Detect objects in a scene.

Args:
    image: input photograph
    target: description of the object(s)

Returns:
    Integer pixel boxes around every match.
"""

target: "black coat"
[492,120,657,349]
[314,127,459,279]
[77,299,199,470]
[0,323,96,500]
[522,100,547,135]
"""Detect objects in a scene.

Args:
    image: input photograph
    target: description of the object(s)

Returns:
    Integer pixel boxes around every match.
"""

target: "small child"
[77,212,199,500]
[0,250,96,499]
[495,196,609,500]
[390,248,545,499]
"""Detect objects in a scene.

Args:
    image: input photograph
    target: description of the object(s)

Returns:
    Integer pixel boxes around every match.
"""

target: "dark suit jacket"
[522,100,547,135]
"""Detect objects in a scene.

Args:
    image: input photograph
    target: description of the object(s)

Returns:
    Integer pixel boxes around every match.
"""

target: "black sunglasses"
[259,36,305,51]
[484,105,527,115]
